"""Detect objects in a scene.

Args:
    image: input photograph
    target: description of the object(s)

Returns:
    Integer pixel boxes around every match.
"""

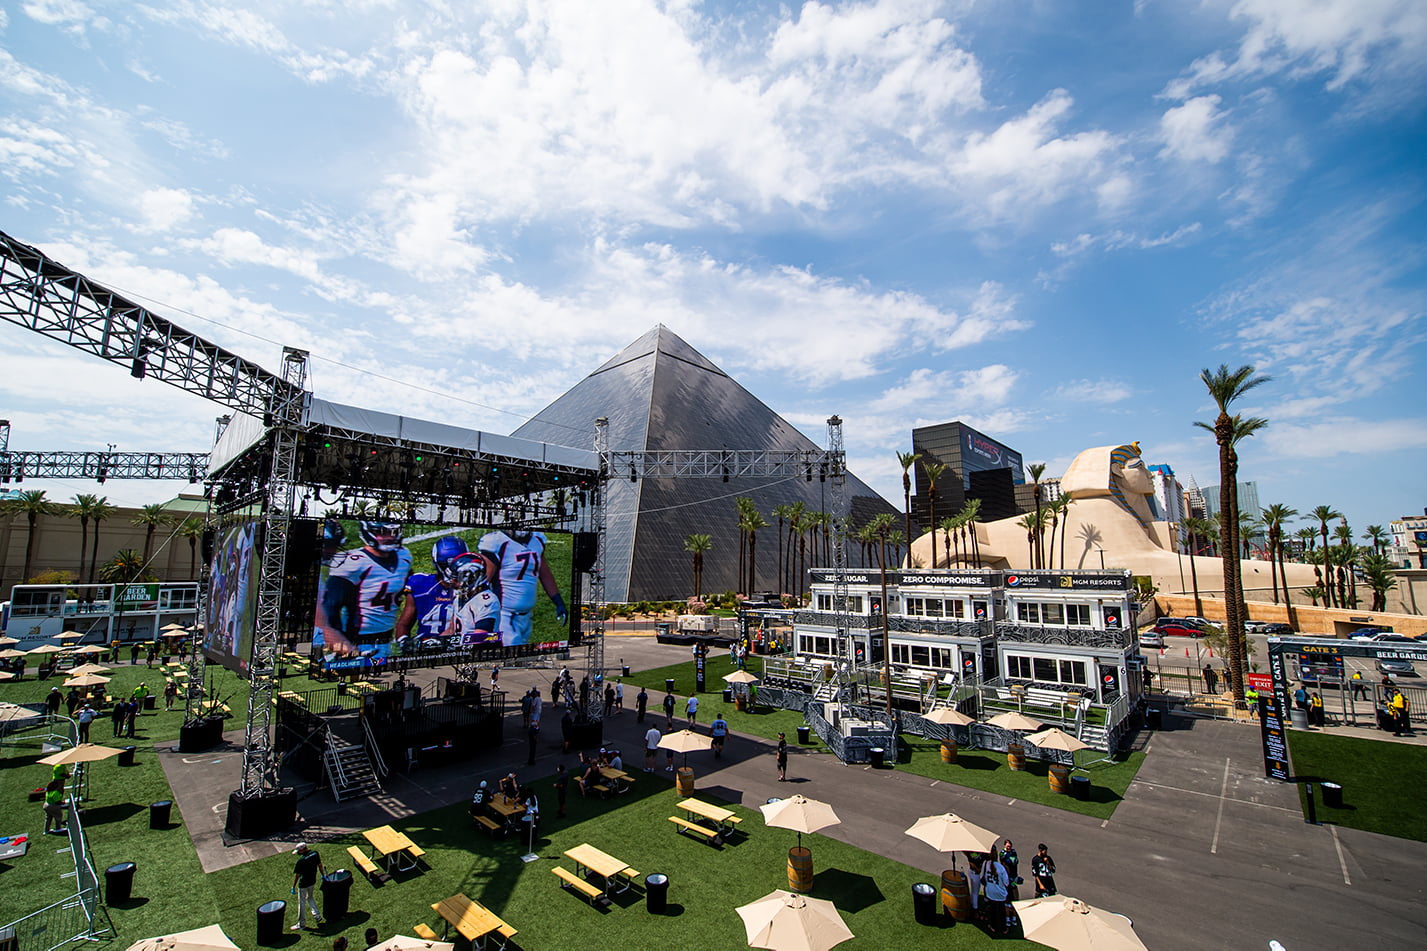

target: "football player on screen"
[395,535,468,653]
[477,527,566,646]
[315,520,413,664]
[441,552,502,646]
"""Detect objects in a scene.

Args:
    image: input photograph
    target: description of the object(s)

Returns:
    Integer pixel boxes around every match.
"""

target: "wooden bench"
[552,865,606,904]
[590,784,612,797]
[413,924,437,940]
[346,845,386,882]
[406,844,426,864]
[668,816,721,843]
[474,815,502,835]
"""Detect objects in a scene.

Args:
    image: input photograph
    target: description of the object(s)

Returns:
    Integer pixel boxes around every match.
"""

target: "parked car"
[1350,627,1391,639]
[1183,616,1215,630]
[1353,632,1414,643]
[1151,619,1204,638]
[1259,623,1294,636]
[1139,629,1165,648]
[1243,620,1271,634]
[1376,657,1417,676]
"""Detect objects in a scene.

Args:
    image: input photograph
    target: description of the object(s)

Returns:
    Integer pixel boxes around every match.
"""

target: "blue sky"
[1,0,1424,539]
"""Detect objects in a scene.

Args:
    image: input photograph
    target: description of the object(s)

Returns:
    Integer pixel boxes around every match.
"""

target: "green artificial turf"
[2,730,1032,949]
[1289,730,1427,842]
[625,654,1143,817]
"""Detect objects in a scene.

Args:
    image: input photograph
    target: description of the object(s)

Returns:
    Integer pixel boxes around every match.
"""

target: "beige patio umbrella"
[986,711,1043,731]
[126,923,240,951]
[0,702,39,723]
[27,643,66,655]
[67,663,113,676]
[904,813,1001,872]
[0,648,27,659]
[723,670,761,684]
[0,635,18,646]
[72,645,108,656]
[369,936,454,951]
[924,707,976,728]
[0,670,12,681]
[63,674,112,688]
[1025,727,1091,756]
[1012,895,1148,951]
[657,728,714,767]
[37,743,124,766]
[760,795,840,850]
[735,889,854,951]
[57,632,86,641]
[161,622,193,632]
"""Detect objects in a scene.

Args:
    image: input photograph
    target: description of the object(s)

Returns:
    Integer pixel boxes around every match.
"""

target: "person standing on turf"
[1031,843,1057,897]
[636,686,648,723]
[710,713,728,759]
[645,724,661,772]
[685,693,699,725]
[663,692,675,727]
[776,732,788,781]
[290,843,325,930]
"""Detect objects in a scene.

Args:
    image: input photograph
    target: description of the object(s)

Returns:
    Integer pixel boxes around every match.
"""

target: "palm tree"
[921,460,947,569]
[2,490,59,584]
[1195,363,1271,708]
[1309,506,1342,608]
[1028,462,1047,568]
[772,504,793,595]
[1363,525,1388,556]
[67,493,104,583]
[1333,522,1358,608]
[1181,516,1217,618]
[786,502,807,595]
[1302,585,1325,607]
[1043,495,1068,569]
[868,512,897,716]
[177,519,205,579]
[684,534,712,599]
[87,498,118,583]
[734,497,755,593]
[1360,553,1398,611]
[746,506,769,595]
[99,548,148,586]
[132,503,172,565]
[939,515,958,567]
[1017,512,1040,566]
[897,451,922,558]
[1260,503,1298,610]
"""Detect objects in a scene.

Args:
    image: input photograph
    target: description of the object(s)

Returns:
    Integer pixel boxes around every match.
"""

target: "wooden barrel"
[675,767,695,797]
[939,869,972,921]
[1049,763,1071,794]
[787,847,814,893]
[1007,743,1026,772]
[735,694,748,711]
[940,739,958,764]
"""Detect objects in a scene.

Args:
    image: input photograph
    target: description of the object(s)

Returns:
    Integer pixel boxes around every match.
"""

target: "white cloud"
[1263,417,1427,458]
[1159,95,1233,163]
[21,0,97,30]
[138,187,195,231]
[1167,0,1427,97]
[1052,379,1134,404]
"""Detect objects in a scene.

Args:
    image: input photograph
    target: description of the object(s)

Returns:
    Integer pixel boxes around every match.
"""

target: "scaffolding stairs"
[324,738,381,802]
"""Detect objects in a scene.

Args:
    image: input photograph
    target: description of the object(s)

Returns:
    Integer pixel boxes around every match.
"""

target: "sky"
[1,0,1424,540]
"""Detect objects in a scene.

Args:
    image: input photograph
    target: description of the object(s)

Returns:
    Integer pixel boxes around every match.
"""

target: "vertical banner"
[1257,666,1290,781]
[694,643,707,693]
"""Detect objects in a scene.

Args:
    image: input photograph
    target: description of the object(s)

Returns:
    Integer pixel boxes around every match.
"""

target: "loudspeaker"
[573,531,598,572]
[201,527,215,566]
[281,518,321,636]
[225,788,297,840]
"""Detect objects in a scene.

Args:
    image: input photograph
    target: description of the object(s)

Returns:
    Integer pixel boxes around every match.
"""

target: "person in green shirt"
[43,777,67,834]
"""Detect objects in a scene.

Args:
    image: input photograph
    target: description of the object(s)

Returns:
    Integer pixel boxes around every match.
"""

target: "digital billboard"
[961,425,1025,486]
[312,519,574,673]
[205,520,262,674]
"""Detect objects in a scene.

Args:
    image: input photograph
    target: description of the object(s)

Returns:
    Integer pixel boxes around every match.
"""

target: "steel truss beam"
[606,448,841,480]
[0,230,300,418]
[1,450,206,483]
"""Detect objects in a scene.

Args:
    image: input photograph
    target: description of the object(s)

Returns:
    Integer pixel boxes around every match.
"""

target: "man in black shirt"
[1031,843,1057,897]
[291,843,325,930]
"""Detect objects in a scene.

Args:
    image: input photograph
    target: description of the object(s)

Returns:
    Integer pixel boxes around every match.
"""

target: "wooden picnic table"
[489,794,525,819]
[564,843,634,897]
[431,892,516,949]
[363,824,421,873]
[599,766,632,794]
[677,797,742,834]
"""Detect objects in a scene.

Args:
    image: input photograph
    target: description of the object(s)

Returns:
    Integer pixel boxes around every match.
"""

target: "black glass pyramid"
[513,326,898,601]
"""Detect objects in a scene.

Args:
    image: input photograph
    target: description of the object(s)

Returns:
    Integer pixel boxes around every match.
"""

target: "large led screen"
[205,520,262,674]
[313,519,574,673]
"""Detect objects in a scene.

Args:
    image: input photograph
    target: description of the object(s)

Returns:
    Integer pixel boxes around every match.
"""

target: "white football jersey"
[477,531,547,613]
[451,589,501,644]
[328,547,413,636]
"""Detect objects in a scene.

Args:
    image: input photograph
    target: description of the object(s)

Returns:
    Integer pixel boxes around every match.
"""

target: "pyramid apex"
[590,325,726,377]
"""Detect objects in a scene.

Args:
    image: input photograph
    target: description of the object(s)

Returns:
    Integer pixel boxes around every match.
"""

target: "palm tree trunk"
[749,531,758,595]
[90,521,102,584]
[79,518,91,584]
[22,513,39,582]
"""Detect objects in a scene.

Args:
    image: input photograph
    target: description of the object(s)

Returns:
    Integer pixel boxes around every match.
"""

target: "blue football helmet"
[358,520,403,553]
[322,519,346,548]
[452,552,490,596]
[433,536,469,582]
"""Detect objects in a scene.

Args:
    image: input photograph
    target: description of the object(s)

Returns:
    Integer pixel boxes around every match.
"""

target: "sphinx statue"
[906,442,1318,600]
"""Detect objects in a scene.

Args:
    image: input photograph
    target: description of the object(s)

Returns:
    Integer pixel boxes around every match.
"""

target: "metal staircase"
[323,734,382,802]
[812,682,840,703]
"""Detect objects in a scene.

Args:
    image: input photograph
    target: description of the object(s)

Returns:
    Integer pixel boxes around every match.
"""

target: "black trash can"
[104,862,136,904]
[149,800,173,829]
[1146,708,1162,730]
[797,725,811,745]
[869,747,885,769]
[143,695,156,711]
[622,665,631,678]
[255,900,286,945]
[321,870,353,919]
[645,873,669,914]
[118,746,137,767]
[1070,775,1091,801]
[722,688,733,703]
[1321,782,1343,808]
[665,678,676,695]
[912,882,937,925]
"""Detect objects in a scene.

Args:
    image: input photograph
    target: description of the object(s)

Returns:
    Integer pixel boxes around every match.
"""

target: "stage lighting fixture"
[722,465,729,483]
[819,463,827,482]
[188,466,200,483]
[97,467,108,484]
[629,464,638,483]
[14,465,22,483]
[805,464,812,482]
[130,357,147,379]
